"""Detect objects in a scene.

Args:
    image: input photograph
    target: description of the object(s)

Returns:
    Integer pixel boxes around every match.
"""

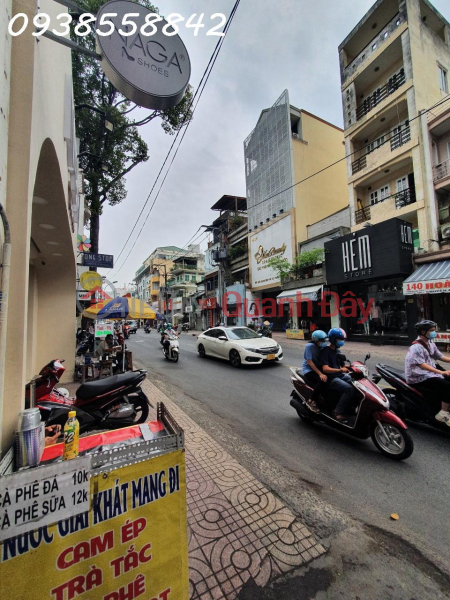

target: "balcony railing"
[351,124,410,175]
[433,159,450,183]
[351,155,367,175]
[356,68,406,121]
[343,13,405,82]
[354,187,416,224]
[395,187,416,209]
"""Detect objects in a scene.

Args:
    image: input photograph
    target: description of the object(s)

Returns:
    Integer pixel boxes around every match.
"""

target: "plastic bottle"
[63,411,79,460]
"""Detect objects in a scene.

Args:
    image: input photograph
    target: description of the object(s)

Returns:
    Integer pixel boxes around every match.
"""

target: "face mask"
[320,341,328,348]
[336,340,345,348]
[428,331,437,340]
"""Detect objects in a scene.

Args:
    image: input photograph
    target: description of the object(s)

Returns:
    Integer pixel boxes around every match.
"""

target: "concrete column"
[2,0,36,451]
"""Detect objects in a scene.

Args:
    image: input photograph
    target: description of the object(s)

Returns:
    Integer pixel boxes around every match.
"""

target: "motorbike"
[163,338,180,362]
[182,323,190,332]
[373,364,450,432]
[25,359,151,433]
[144,325,151,334]
[289,353,414,460]
[76,332,94,356]
[123,326,130,340]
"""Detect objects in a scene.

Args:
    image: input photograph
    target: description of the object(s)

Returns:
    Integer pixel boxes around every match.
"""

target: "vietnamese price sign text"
[0,457,90,542]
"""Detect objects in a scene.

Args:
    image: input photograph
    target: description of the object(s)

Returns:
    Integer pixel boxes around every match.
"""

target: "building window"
[185,275,190,282]
[191,275,196,282]
[380,185,390,200]
[370,190,378,205]
[438,64,448,92]
[447,141,450,160]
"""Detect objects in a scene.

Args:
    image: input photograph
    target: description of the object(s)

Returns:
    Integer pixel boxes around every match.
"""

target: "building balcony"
[355,187,416,224]
[342,12,405,84]
[434,159,450,185]
[171,264,202,274]
[351,124,411,175]
[356,68,406,122]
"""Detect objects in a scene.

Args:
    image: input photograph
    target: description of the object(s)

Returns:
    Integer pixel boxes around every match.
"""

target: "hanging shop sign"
[79,271,103,291]
[83,253,114,269]
[96,0,191,110]
[199,297,217,310]
[325,218,413,285]
[0,450,189,600]
[250,216,293,289]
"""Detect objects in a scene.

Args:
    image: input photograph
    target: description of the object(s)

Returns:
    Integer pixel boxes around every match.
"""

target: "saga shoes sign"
[96,0,191,110]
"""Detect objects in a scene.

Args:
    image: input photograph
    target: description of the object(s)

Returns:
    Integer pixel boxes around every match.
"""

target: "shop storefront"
[325,218,414,342]
[276,283,331,335]
[403,260,450,345]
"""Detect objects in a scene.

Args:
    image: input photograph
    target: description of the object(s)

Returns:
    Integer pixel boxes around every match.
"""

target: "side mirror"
[218,336,227,341]
[364,353,371,363]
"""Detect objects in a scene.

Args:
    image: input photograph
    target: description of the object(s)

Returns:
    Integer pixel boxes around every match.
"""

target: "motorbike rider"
[163,323,178,356]
[405,320,450,426]
[302,330,328,411]
[319,328,356,423]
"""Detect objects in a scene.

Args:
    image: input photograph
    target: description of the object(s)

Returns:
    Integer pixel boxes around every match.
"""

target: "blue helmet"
[311,330,327,342]
[328,327,347,345]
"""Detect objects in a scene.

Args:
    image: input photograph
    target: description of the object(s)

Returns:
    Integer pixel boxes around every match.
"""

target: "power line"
[109,0,241,277]
[245,94,450,216]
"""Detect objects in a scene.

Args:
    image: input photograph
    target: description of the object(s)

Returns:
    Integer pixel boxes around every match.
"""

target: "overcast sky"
[99,0,450,286]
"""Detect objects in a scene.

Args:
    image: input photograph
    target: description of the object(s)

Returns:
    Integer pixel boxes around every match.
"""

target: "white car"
[197,326,283,367]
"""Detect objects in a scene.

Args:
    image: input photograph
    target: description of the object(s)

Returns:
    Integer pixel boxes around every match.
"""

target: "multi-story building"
[167,246,205,323]
[334,0,450,341]
[244,90,348,329]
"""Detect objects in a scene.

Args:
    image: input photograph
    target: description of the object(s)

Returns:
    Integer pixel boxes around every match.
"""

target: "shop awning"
[403,261,450,294]
[276,284,323,303]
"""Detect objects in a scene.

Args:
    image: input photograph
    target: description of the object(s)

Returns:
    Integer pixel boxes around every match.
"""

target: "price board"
[0,457,90,542]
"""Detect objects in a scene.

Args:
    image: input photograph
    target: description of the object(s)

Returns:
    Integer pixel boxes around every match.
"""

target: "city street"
[127,330,450,573]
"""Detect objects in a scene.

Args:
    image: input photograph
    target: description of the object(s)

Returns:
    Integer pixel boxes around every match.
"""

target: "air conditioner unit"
[441,224,450,240]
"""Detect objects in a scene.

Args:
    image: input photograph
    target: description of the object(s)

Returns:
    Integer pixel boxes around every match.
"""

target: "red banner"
[164,299,173,311]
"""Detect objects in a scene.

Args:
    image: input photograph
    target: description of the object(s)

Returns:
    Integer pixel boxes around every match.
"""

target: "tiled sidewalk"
[141,378,325,600]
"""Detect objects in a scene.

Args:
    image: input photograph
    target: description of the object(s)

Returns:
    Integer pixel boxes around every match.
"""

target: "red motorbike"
[25,359,151,433]
[289,354,414,460]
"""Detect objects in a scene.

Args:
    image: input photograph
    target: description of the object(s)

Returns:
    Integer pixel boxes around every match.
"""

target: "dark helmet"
[414,320,436,336]
[328,327,347,345]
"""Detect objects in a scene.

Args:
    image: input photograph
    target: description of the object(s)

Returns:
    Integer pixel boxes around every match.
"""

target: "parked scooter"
[289,354,414,460]
[163,338,180,362]
[182,323,190,332]
[373,364,450,432]
[76,332,94,356]
[25,359,151,433]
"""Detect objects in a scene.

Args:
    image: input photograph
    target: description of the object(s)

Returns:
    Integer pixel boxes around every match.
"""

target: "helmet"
[166,323,172,329]
[414,320,435,336]
[311,330,327,342]
[328,327,347,344]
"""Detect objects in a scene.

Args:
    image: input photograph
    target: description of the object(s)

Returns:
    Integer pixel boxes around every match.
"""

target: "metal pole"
[0,204,11,451]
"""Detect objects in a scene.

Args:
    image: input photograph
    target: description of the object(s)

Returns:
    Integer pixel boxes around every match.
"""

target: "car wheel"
[198,344,206,358]
[229,349,241,368]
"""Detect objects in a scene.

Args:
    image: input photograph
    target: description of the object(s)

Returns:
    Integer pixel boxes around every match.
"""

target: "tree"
[268,248,325,281]
[71,0,194,252]
[267,257,293,281]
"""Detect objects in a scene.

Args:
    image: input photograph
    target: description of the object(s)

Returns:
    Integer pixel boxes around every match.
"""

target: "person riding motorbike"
[163,324,178,356]
[261,321,272,338]
[301,330,328,412]
[319,327,356,423]
[405,320,450,427]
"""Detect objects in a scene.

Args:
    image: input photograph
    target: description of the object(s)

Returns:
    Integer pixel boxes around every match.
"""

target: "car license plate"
[267,354,276,360]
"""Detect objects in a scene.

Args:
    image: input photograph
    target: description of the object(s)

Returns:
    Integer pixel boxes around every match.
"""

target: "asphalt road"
[127,330,449,567]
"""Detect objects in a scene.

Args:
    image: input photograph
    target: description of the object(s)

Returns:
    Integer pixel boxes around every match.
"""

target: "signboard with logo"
[324,218,413,285]
[250,215,293,289]
[96,0,191,110]
[199,297,217,310]
[83,253,114,269]
[79,271,103,291]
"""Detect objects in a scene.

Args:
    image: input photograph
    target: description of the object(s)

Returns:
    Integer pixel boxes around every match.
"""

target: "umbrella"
[173,312,184,318]
[84,296,156,320]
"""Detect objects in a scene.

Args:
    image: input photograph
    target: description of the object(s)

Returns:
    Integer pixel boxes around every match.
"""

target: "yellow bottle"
[63,411,79,460]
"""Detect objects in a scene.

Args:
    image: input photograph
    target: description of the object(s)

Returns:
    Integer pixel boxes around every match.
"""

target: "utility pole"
[153,264,168,320]
[202,225,226,325]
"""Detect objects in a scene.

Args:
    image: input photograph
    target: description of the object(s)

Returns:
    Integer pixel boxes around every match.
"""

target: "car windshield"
[227,328,260,340]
